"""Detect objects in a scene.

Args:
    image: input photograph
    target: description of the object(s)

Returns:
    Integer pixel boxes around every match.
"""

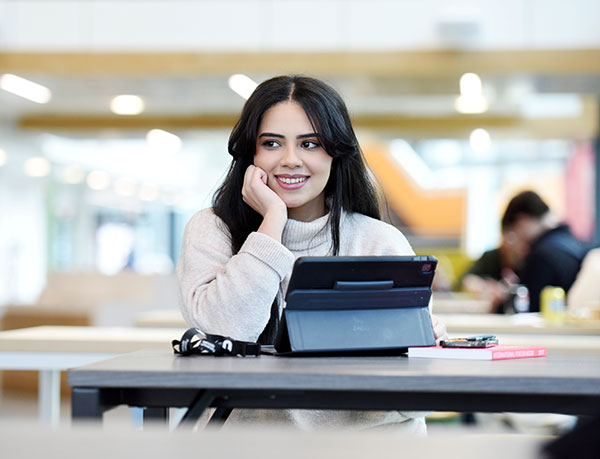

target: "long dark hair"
[213,75,381,255]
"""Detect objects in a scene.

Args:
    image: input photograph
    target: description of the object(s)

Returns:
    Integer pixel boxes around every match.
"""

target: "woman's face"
[254,100,333,222]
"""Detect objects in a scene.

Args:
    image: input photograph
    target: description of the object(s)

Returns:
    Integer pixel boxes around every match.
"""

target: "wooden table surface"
[0,326,182,426]
[136,308,600,335]
[431,292,492,314]
[460,333,600,355]
[439,313,600,335]
[0,324,596,358]
[135,309,186,327]
[0,326,186,353]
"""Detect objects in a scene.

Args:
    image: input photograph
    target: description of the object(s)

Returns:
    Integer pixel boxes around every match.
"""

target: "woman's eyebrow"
[258,132,319,139]
[258,132,284,139]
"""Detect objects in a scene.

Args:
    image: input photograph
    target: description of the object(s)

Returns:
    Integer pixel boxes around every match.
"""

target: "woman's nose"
[280,146,302,167]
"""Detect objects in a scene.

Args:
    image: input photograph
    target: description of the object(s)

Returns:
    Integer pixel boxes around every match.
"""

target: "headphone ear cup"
[173,328,261,357]
[173,328,207,355]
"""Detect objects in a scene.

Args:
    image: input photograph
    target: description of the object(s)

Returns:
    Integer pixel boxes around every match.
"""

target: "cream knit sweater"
[177,207,427,433]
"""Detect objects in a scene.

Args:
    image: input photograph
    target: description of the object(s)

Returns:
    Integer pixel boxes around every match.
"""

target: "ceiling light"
[87,170,111,190]
[0,148,7,167]
[60,165,85,184]
[228,74,258,100]
[110,95,145,115]
[455,72,488,114]
[0,74,52,104]
[24,157,51,177]
[146,129,182,154]
[459,73,482,97]
[469,128,491,153]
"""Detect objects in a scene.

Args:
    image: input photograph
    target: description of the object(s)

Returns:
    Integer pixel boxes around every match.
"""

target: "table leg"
[178,390,216,428]
[38,369,61,427]
[208,407,233,426]
[71,387,116,421]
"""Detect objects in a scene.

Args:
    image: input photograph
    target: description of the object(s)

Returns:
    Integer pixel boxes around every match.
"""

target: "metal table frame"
[71,386,600,427]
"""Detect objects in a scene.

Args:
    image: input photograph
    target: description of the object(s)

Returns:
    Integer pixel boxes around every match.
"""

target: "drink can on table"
[541,286,566,323]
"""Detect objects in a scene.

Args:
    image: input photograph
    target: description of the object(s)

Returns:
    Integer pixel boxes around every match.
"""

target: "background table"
[440,313,600,335]
[135,309,185,327]
[0,326,184,426]
[480,333,600,355]
[136,309,600,336]
[133,310,600,355]
[69,349,600,426]
[430,292,491,314]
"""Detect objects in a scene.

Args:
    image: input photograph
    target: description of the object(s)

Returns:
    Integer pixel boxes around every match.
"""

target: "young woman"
[177,75,446,432]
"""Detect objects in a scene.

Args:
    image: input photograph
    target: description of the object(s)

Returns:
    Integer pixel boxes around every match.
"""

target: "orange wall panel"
[364,144,465,237]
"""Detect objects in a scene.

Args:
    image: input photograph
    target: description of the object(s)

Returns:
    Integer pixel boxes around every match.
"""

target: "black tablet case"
[273,256,437,355]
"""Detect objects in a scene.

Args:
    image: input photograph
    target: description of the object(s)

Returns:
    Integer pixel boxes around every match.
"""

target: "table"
[69,349,600,426]
[478,333,600,355]
[135,309,185,327]
[0,326,185,426]
[431,292,491,314]
[136,311,600,354]
[137,309,600,336]
[134,311,600,354]
[440,313,600,335]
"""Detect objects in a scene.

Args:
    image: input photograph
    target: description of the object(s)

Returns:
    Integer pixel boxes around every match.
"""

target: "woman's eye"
[262,140,280,148]
[302,140,320,149]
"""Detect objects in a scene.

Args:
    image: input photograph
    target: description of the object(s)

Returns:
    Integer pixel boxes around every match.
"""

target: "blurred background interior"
[0,0,599,432]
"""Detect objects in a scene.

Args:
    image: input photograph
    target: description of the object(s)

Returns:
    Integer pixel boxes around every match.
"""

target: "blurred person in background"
[458,229,525,313]
[501,190,591,312]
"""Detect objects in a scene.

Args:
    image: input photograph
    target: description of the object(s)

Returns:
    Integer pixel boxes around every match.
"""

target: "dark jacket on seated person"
[521,224,591,312]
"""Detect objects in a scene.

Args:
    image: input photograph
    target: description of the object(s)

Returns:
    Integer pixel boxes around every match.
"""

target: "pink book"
[408,345,547,360]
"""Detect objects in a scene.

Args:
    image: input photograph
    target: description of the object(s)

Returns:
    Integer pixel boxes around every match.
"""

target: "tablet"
[270,255,437,355]
[287,254,435,289]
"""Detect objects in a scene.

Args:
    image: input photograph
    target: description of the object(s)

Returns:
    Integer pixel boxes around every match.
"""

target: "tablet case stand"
[274,279,436,355]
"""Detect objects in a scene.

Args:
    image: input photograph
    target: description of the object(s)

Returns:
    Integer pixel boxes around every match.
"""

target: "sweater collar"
[282,211,346,252]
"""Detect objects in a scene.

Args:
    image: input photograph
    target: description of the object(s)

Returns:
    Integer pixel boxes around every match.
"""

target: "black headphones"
[172,328,261,357]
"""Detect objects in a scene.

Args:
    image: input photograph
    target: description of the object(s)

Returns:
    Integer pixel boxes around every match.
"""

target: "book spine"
[491,348,547,360]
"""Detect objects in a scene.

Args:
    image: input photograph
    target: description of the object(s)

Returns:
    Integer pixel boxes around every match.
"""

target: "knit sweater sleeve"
[176,208,295,341]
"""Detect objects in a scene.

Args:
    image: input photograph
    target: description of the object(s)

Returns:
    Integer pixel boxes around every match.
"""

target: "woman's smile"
[275,174,309,189]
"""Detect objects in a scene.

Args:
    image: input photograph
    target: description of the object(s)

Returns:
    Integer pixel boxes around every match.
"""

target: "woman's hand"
[242,165,287,241]
[242,165,285,217]
[431,314,448,343]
